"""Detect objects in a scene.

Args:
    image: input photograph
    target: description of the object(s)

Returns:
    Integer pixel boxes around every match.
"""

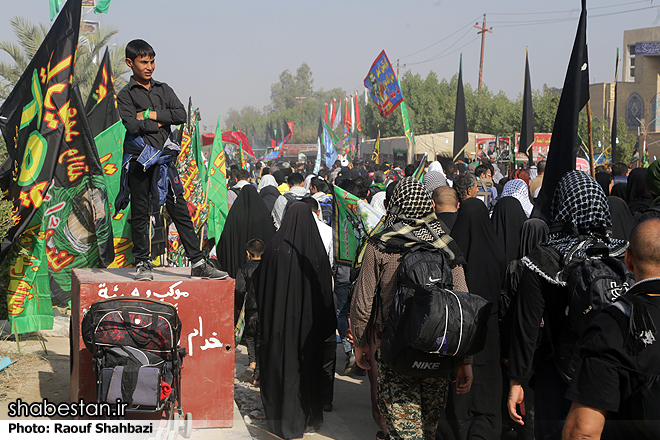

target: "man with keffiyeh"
[563,218,660,440]
[350,177,474,440]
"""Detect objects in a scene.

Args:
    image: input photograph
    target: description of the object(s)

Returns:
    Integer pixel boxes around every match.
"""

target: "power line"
[487,0,650,16]
[399,15,482,60]
[406,26,475,65]
[490,5,659,27]
[408,36,481,66]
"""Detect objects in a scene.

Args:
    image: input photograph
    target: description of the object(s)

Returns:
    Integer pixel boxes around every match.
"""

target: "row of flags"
[324,94,363,133]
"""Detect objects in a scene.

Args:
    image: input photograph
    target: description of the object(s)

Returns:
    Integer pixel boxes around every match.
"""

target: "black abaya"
[254,203,336,439]
[446,197,506,440]
[491,197,527,267]
[627,168,653,219]
[216,185,275,279]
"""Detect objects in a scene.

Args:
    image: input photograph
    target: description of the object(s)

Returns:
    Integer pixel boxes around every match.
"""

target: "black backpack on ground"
[379,244,493,378]
[555,239,635,382]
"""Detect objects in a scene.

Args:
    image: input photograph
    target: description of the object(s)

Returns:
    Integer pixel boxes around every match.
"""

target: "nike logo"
[429,277,442,283]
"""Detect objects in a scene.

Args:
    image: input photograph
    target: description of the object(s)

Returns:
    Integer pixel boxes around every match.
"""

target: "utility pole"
[295,96,306,138]
[474,14,493,92]
[396,59,406,79]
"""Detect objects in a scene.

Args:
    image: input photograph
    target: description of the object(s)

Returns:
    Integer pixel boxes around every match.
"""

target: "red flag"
[355,91,362,132]
[344,97,351,133]
[222,130,255,157]
[324,103,329,124]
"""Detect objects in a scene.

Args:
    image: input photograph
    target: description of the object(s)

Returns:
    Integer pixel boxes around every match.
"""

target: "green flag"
[7,214,52,334]
[50,0,65,20]
[400,101,417,155]
[332,186,384,266]
[94,0,112,14]
[95,120,132,268]
[206,115,229,242]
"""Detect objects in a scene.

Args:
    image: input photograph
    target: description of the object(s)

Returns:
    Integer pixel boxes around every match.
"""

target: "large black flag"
[45,84,114,304]
[520,50,535,164]
[0,0,82,258]
[453,54,468,163]
[265,121,271,149]
[533,0,589,221]
[611,48,619,164]
[276,118,283,146]
[251,125,260,150]
[85,48,119,138]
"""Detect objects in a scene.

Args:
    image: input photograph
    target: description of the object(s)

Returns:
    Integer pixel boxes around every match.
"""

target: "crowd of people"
[221,156,660,440]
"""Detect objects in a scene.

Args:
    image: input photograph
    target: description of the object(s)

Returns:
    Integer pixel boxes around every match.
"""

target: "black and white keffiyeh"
[522,170,628,285]
[372,177,464,267]
[501,179,534,218]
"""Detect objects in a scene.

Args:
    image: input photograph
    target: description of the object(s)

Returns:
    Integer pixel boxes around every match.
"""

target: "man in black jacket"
[117,39,225,281]
[563,218,660,440]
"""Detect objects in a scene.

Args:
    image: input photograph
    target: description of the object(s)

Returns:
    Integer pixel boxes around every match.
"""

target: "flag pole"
[587,100,595,177]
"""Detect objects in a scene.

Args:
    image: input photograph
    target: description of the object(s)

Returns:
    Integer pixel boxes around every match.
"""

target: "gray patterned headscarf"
[423,171,447,194]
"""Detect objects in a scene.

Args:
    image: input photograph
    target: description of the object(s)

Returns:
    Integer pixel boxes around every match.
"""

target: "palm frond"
[10,17,44,61]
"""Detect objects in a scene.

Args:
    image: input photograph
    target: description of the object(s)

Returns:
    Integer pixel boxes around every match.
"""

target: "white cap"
[340,159,349,166]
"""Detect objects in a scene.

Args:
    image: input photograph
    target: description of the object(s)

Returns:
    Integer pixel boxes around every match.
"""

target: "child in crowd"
[235,239,264,385]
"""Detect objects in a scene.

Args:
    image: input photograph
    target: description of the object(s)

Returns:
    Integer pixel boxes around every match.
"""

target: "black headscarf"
[595,172,613,196]
[254,203,336,439]
[607,195,635,241]
[491,196,528,267]
[611,182,627,200]
[627,168,653,218]
[272,170,286,186]
[518,218,549,259]
[451,197,506,308]
[216,185,275,278]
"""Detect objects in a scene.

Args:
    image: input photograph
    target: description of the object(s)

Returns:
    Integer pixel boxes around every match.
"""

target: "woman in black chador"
[254,203,336,440]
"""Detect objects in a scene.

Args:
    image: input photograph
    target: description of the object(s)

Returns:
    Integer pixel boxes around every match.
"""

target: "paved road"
[235,343,378,440]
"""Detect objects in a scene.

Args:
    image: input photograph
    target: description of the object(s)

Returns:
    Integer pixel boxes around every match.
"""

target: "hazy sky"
[2,0,660,127]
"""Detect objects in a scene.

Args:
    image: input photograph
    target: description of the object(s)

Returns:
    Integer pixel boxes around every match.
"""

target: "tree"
[0,17,128,103]
[227,63,345,144]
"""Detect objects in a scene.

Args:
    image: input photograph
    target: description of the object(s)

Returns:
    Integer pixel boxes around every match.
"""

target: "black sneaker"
[191,260,229,279]
[135,261,153,281]
[344,353,357,375]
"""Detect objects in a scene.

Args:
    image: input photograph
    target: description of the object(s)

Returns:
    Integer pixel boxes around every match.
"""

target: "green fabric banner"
[206,115,229,242]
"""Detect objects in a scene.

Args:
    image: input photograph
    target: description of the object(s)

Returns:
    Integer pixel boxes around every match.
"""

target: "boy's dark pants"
[128,161,203,264]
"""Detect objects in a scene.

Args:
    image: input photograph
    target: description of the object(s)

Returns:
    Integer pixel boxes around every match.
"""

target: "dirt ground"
[0,334,70,420]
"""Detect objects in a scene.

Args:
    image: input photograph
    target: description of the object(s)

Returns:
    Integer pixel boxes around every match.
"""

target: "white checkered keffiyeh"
[501,179,534,218]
